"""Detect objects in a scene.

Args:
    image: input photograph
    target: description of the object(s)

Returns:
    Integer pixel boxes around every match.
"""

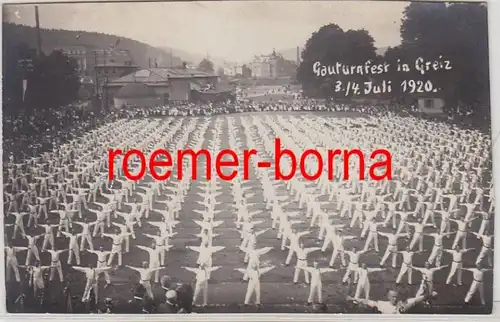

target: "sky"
[4,1,408,63]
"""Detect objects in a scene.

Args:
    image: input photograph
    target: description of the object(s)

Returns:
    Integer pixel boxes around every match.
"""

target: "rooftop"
[107,67,217,85]
[96,62,139,68]
[55,45,88,51]
[252,50,280,63]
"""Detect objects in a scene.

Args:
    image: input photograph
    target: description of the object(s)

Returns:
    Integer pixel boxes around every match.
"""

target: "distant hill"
[161,47,235,69]
[2,23,184,68]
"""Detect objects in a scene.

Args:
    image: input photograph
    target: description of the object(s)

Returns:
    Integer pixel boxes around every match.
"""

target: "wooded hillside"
[3,23,184,68]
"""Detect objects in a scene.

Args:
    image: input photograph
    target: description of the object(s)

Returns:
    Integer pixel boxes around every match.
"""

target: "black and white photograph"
[2,0,494,315]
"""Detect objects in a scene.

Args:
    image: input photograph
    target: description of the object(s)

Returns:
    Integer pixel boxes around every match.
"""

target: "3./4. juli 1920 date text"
[333,79,440,96]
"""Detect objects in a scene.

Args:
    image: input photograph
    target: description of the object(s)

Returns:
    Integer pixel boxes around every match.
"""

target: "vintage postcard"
[2,0,493,315]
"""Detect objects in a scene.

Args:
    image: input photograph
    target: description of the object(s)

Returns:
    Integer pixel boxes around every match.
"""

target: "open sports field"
[5,112,493,314]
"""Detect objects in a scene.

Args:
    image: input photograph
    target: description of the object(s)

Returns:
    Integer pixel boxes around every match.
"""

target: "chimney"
[296,46,300,65]
[35,6,43,56]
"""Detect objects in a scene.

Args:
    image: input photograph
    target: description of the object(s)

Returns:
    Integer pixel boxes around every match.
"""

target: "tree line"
[3,42,80,114]
[297,2,489,118]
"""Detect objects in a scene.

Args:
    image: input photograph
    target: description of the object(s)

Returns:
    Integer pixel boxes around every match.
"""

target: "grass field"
[4,112,493,314]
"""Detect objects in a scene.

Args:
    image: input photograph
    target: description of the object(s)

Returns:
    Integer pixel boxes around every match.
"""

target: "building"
[250,51,279,79]
[95,61,140,96]
[104,67,218,108]
[54,45,137,100]
[93,48,132,65]
[223,66,236,77]
[249,49,298,79]
[114,83,160,108]
[54,46,134,76]
[417,97,445,115]
[54,45,89,75]
[222,65,246,77]
[235,65,244,76]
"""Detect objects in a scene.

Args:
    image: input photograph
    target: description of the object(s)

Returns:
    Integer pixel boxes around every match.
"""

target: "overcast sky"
[4,1,408,62]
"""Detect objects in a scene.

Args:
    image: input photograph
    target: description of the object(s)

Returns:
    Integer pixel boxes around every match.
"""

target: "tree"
[297,24,377,98]
[24,50,80,110]
[2,42,36,114]
[395,2,489,115]
[3,31,81,113]
[377,44,419,100]
[198,58,214,73]
[242,64,252,78]
[275,55,298,78]
[400,2,449,48]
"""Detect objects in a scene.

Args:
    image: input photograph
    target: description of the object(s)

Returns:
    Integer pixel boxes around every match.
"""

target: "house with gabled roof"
[103,67,218,107]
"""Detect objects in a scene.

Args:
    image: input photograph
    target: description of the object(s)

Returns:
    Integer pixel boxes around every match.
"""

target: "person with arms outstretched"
[5,243,28,282]
[463,263,492,305]
[235,263,275,307]
[86,246,112,287]
[183,263,220,307]
[73,264,112,304]
[396,246,422,285]
[303,261,336,305]
[443,246,474,285]
[347,289,437,314]
[379,231,408,268]
[412,262,448,297]
[126,261,164,300]
[289,242,320,284]
[472,232,493,266]
[103,228,132,267]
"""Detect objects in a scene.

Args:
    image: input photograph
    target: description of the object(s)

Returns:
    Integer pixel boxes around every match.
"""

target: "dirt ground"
[4,112,493,314]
